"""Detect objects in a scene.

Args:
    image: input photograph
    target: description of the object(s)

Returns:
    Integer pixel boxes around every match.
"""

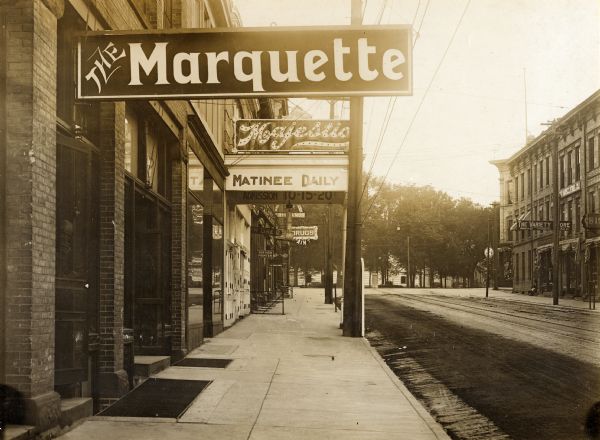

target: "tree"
[362,180,489,287]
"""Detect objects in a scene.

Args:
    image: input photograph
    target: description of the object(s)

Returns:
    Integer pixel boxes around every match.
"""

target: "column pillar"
[97,102,128,408]
[170,135,187,360]
[203,177,214,337]
[1,0,63,431]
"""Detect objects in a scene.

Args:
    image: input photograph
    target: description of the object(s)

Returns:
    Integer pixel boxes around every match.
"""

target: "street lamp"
[491,202,499,290]
[484,206,494,298]
[396,225,410,288]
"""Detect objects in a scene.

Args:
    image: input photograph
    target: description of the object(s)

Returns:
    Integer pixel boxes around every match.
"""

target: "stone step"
[134,355,171,378]
[3,425,35,440]
[59,397,93,427]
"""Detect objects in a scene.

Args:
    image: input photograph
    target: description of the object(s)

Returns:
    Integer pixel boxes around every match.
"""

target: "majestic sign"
[77,26,412,99]
[228,191,345,205]
[227,167,347,191]
[234,119,349,152]
[517,220,571,231]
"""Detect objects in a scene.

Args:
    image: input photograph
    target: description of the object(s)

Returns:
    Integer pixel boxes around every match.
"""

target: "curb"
[361,338,452,440]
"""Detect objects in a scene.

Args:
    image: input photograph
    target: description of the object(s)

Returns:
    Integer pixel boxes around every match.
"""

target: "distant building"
[492,89,600,296]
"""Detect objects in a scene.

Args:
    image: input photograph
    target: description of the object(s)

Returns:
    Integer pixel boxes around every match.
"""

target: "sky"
[233,0,600,205]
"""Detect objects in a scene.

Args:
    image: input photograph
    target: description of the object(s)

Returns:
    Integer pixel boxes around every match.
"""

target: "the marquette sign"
[77,26,412,99]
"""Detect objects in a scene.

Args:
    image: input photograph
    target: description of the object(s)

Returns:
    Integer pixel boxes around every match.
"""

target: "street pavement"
[59,288,450,440]
[364,289,600,439]
[369,286,599,311]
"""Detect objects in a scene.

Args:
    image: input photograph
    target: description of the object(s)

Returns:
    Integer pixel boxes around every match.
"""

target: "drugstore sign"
[77,26,412,99]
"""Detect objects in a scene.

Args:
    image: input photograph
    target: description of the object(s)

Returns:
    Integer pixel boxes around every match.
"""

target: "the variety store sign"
[77,26,411,99]
[516,220,571,231]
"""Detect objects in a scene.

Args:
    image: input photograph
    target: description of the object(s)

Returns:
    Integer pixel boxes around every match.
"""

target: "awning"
[586,236,600,245]
[560,238,580,252]
[509,210,531,231]
[536,243,553,253]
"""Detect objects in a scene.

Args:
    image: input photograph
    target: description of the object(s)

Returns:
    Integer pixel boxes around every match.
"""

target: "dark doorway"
[124,179,172,356]
[55,138,100,400]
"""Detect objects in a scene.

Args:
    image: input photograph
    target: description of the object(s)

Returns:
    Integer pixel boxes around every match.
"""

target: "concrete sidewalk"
[59,288,450,440]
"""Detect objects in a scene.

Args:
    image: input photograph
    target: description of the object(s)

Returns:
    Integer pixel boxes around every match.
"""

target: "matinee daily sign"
[77,26,411,99]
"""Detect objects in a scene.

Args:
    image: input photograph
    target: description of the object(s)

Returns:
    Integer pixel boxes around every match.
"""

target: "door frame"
[54,130,100,398]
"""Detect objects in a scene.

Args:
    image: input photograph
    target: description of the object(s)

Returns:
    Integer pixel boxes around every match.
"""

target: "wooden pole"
[343,0,364,337]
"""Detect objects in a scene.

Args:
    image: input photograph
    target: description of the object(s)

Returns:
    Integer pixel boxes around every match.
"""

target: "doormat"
[176,358,233,368]
[98,378,210,418]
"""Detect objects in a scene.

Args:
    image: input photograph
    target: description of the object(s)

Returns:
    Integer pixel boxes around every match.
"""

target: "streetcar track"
[379,293,600,344]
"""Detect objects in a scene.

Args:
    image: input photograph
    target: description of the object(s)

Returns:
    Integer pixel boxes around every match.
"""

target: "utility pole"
[343,0,364,337]
[551,134,560,305]
[492,202,499,290]
[407,236,411,288]
[324,101,335,304]
[486,208,491,298]
[540,119,563,306]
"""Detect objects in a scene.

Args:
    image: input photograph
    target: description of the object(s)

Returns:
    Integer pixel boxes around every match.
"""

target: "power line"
[363,0,472,222]
[360,0,431,204]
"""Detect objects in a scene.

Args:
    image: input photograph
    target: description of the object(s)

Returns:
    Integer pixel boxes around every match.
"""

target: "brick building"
[492,90,600,297]
[0,0,284,432]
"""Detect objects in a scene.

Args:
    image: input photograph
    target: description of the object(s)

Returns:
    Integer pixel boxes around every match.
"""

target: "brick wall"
[3,0,55,397]
[170,137,187,358]
[97,102,129,405]
[1,0,62,429]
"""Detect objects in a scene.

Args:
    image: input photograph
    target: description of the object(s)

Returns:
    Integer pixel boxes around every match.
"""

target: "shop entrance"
[124,179,172,356]
[55,137,100,399]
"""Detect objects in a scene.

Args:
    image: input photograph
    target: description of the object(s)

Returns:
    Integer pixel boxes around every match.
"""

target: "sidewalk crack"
[246,357,280,439]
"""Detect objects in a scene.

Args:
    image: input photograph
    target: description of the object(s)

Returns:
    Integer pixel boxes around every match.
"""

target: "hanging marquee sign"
[228,191,345,205]
[276,226,319,245]
[76,26,412,100]
[234,119,349,152]
[292,226,319,245]
[227,167,347,191]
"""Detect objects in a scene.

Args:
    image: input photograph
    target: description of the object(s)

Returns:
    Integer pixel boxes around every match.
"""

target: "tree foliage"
[286,180,490,287]
[362,178,490,286]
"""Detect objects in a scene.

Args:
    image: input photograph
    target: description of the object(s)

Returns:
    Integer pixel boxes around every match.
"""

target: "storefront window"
[212,220,224,327]
[212,182,224,328]
[56,147,87,278]
[132,192,171,348]
[146,125,159,191]
[187,149,204,349]
[123,110,174,354]
[124,107,139,175]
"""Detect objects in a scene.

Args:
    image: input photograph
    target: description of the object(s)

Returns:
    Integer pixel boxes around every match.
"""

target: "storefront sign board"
[77,26,412,99]
[228,191,345,205]
[227,167,347,191]
[234,119,349,152]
